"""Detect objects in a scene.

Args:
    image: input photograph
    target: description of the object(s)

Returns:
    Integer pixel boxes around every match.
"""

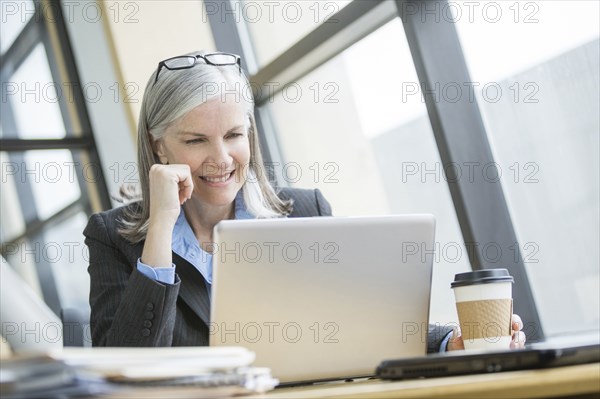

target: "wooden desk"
[250,363,600,399]
[97,363,599,398]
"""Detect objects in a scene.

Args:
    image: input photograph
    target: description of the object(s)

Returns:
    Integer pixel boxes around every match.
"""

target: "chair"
[61,306,90,347]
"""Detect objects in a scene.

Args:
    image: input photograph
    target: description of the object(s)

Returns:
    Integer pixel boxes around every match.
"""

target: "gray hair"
[118,50,290,244]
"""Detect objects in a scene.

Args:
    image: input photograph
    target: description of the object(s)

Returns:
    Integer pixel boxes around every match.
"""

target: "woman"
[84,50,525,350]
[84,50,331,347]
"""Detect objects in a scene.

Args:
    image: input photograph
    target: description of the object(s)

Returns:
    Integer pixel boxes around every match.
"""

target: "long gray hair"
[118,50,291,244]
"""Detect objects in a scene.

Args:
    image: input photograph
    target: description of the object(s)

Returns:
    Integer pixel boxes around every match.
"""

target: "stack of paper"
[1,347,278,398]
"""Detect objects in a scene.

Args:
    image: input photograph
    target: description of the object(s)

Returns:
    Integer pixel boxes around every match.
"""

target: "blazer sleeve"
[278,187,333,217]
[427,324,454,353]
[314,188,333,216]
[84,213,180,347]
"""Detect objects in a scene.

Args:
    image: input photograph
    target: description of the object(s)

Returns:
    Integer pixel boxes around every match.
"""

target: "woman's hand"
[141,164,193,268]
[447,314,526,351]
[509,314,526,349]
[147,164,194,228]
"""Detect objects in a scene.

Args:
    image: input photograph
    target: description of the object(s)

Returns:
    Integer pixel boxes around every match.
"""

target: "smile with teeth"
[200,171,234,183]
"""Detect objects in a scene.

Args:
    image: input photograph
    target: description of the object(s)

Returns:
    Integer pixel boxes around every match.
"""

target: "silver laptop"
[210,215,436,383]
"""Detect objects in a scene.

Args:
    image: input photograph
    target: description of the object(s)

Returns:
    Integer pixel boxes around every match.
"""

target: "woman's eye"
[227,132,244,139]
[185,138,206,144]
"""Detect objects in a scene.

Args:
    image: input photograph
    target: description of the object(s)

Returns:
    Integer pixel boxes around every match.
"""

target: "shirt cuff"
[439,330,454,352]
[137,258,176,285]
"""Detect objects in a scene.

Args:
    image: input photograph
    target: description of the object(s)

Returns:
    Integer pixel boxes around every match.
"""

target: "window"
[455,0,600,335]
[1,2,110,317]
[8,43,71,139]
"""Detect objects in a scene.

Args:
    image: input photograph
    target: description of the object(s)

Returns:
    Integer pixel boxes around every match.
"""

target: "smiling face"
[154,97,251,209]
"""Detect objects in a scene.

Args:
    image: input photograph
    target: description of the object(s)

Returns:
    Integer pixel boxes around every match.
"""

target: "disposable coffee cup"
[451,269,514,350]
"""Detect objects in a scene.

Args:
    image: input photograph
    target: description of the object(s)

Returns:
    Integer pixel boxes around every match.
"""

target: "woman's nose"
[206,141,233,169]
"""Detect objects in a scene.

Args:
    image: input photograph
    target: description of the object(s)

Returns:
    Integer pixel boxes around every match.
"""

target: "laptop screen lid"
[210,214,436,383]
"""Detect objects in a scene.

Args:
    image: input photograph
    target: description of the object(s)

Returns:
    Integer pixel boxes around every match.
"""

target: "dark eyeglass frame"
[154,52,241,85]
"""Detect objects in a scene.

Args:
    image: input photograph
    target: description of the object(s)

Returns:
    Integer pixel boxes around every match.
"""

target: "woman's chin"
[192,189,239,208]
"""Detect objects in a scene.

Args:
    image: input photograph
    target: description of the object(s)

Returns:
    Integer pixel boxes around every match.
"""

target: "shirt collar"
[175,189,254,230]
[172,189,255,280]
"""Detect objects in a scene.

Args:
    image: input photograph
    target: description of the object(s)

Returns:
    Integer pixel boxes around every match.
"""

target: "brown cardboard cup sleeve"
[456,299,513,341]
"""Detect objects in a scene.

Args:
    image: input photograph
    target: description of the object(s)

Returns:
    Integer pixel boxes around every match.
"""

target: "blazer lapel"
[173,252,211,326]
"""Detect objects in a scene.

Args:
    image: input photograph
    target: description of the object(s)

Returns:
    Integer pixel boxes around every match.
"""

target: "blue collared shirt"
[137,192,254,285]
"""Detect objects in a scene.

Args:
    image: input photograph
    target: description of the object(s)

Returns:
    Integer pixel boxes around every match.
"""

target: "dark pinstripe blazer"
[84,187,451,351]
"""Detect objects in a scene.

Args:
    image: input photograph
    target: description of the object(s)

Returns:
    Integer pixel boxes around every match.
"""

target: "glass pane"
[1,211,91,315]
[0,151,26,242]
[456,1,600,335]
[6,43,68,139]
[0,0,35,54]
[243,0,352,68]
[1,149,83,223]
[266,18,469,325]
[2,237,45,300]
[41,211,91,312]
[24,149,82,220]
